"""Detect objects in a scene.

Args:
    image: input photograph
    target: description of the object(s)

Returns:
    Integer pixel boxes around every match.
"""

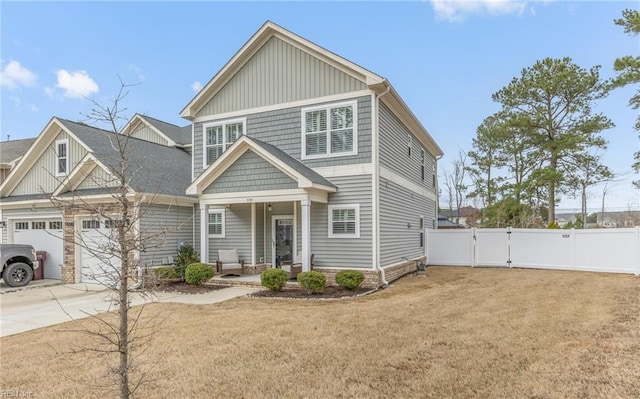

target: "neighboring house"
[598,211,640,228]
[0,138,36,184]
[440,206,479,227]
[181,22,443,286]
[0,117,196,283]
[437,215,464,229]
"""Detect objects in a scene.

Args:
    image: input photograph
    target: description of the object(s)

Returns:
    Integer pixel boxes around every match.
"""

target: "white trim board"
[379,166,437,202]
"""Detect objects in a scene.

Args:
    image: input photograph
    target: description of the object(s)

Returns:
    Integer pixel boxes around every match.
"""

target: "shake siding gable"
[379,102,436,190]
[196,36,367,118]
[193,96,371,177]
[139,205,194,267]
[12,130,88,196]
[379,177,435,267]
[203,150,297,194]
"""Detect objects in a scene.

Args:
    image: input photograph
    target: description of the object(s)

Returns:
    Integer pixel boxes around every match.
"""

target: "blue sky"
[1,1,638,211]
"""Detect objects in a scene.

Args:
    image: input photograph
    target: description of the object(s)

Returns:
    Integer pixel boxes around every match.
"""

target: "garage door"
[80,218,121,285]
[13,219,64,280]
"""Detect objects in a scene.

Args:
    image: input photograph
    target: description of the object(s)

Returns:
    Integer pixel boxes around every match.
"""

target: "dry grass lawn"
[2,266,639,398]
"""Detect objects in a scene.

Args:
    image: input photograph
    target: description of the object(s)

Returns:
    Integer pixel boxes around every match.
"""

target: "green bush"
[335,270,364,290]
[547,221,560,229]
[184,263,214,285]
[298,271,326,294]
[261,269,289,292]
[153,266,178,280]
[175,243,200,279]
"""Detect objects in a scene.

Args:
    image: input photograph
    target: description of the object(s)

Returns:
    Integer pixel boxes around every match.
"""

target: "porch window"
[328,204,360,238]
[55,139,69,176]
[208,209,225,238]
[302,101,357,159]
[203,119,245,167]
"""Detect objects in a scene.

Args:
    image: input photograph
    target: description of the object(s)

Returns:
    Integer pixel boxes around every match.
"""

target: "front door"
[273,216,293,267]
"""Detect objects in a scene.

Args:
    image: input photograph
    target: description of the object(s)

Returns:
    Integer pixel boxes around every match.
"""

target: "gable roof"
[121,113,191,146]
[180,21,443,158]
[180,21,383,120]
[0,138,36,167]
[57,119,193,197]
[187,135,336,196]
[0,117,194,200]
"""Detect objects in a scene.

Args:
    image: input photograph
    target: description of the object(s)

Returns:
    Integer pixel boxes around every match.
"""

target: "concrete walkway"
[0,284,262,337]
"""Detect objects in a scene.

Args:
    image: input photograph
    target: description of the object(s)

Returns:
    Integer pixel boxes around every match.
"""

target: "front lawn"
[2,266,638,398]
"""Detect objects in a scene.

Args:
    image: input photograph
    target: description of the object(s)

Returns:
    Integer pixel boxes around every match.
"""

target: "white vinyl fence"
[426,227,640,275]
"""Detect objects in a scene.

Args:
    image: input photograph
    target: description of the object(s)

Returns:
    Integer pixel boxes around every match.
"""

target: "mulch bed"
[249,286,373,299]
[153,281,374,299]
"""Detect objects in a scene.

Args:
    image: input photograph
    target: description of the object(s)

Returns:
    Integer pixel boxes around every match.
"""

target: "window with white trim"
[15,222,29,230]
[32,221,46,229]
[55,139,69,176]
[82,220,100,229]
[302,101,357,159]
[208,209,225,238]
[419,216,425,248]
[50,221,63,229]
[203,119,244,167]
[328,204,360,238]
[407,135,412,157]
[421,149,425,181]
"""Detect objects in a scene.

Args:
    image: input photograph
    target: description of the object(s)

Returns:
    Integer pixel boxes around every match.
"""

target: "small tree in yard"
[50,83,179,398]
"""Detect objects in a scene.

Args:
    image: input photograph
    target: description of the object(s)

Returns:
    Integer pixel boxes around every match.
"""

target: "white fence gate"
[426,227,640,275]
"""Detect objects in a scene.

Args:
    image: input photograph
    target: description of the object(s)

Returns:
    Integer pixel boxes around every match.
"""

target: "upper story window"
[55,139,69,176]
[421,149,426,181]
[203,119,245,167]
[302,101,357,159]
[407,135,412,157]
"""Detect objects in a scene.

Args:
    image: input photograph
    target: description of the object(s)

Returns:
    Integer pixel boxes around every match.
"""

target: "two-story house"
[0,115,196,284]
[182,22,442,287]
[0,138,36,184]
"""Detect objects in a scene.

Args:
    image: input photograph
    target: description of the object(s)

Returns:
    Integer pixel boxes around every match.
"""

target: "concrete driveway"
[0,283,262,337]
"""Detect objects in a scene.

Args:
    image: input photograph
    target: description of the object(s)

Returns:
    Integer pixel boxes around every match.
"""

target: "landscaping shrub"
[175,243,200,279]
[153,266,179,280]
[335,270,364,290]
[261,269,289,292]
[297,271,326,294]
[185,263,214,285]
[547,221,560,229]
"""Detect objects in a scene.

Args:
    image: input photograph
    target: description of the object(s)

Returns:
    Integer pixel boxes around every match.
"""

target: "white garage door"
[80,218,121,285]
[13,219,64,280]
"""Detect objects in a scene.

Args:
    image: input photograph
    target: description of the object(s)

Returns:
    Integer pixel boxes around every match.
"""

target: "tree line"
[441,9,639,228]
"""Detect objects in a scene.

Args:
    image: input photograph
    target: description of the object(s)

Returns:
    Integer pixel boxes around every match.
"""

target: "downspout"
[374,81,391,286]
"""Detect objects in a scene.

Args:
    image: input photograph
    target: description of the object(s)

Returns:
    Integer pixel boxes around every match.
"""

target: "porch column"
[251,203,256,266]
[301,199,311,272]
[200,203,209,263]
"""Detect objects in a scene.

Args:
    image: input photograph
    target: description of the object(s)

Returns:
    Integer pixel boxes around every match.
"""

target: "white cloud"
[0,60,37,89]
[55,69,99,98]
[430,0,528,22]
[191,81,202,92]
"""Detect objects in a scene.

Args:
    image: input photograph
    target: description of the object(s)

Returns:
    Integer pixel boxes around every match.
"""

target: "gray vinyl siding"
[129,125,169,146]
[12,130,88,195]
[208,205,252,263]
[310,175,372,269]
[255,203,265,264]
[76,166,118,190]
[203,150,297,194]
[196,37,367,118]
[194,205,201,255]
[138,205,194,266]
[379,177,435,267]
[193,96,371,177]
[379,102,437,191]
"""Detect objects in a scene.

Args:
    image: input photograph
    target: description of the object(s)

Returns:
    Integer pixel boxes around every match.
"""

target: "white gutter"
[374,81,391,286]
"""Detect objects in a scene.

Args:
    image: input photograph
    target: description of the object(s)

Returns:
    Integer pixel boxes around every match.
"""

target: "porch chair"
[281,253,314,279]
[216,249,244,276]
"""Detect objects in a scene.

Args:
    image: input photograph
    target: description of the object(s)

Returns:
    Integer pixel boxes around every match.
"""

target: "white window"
[55,139,69,176]
[203,119,245,167]
[328,204,360,238]
[32,221,46,230]
[49,221,63,230]
[302,101,357,159]
[15,222,29,230]
[82,220,100,229]
[208,209,225,238]
[419,217,425,248]
[407,135,412,157]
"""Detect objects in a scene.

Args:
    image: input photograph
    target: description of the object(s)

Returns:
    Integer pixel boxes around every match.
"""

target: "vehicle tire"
[3,262,34,287]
